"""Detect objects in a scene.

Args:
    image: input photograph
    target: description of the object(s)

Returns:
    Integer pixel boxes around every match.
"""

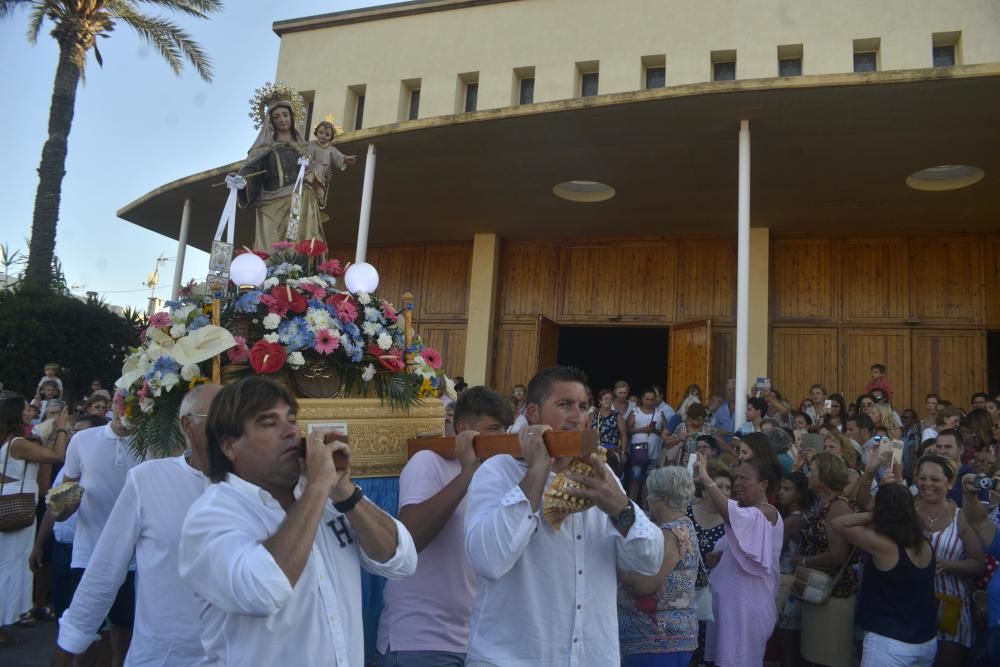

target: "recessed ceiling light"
[553,180,616,202]
[906,164,984,191]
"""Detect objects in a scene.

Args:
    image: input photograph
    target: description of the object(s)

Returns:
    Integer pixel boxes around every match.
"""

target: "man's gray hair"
[646,466,695,512]
[180,383,214,420]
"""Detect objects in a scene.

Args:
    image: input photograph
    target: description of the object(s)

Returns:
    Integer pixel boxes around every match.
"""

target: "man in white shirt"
[61,405,143,664]
[377,386,513,666]
[179,376,417,667]
[464,366,663,666]
[57,383,222,666]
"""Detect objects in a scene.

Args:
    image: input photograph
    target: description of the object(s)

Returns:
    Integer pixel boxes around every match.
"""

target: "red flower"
[228,336,250,363]
[326,293,357,322]
[260,294,288,317]
[269,285,307,314]
[318,258,345,277]
[299,281,327,300]
[369,344,406,372]
[236,247,270,261]
[421,346,442,370]
[296,238,328,257]
[249,341,287,374]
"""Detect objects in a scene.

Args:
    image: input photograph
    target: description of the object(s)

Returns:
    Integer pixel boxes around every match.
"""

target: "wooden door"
[668,320,712,408]
[535,315,559,374]
[911,330,986,405]
[842,328,911,409]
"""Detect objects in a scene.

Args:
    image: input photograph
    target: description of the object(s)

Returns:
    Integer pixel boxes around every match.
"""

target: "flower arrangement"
[115,301,236,457]
[222,242,453,408]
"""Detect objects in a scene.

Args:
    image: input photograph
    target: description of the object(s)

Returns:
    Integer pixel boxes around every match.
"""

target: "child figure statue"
[307,118,356,209]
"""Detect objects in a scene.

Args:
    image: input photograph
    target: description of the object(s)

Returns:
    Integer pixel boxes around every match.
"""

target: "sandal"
[17,611,36,627]
[31,607,56,622]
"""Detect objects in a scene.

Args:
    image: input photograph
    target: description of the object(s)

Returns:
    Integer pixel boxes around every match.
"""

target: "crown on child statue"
[248,81,307,130]
[318,114,345,137]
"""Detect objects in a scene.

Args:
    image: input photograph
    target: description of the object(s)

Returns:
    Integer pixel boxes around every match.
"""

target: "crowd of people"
[1,359,999,666]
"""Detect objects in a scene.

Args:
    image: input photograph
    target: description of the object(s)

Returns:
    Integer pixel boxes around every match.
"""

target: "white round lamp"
[230,253,268,289]
[344,262,379,294]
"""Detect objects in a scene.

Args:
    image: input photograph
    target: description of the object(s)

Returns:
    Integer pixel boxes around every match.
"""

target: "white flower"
[444,376,457,399]
[263,333,280,343]
[287,351,305,368]
[362,321,379,337]
[263,313,281,330]
[377,333,393,350]
[357,291,371,305]
[172,304,196,322]
[361,363,376,382]
[160,372,180,391]
[262,277,279,289]
[139,397,155,414]
[412,354,425,366]
[180,363,200,381]
[305,308,332,331]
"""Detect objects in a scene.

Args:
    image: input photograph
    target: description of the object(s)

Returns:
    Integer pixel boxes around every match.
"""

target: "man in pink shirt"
[377,387,513,666]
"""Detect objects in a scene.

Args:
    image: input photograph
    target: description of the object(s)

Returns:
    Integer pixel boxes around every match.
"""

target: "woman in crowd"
[797,399,814,420]
[792,412,812,433]
[959,470,1000,665]
[593,389,626,476]
[805,384,828,423]
[736,432,784,478]
[823,431,863,497]
[765,389,792,428]
[0,396,68,644]
[697,452,783,667]
[613,380,636,420]
[661,402,720,465]
[796,452,859,667]
[764,427,795,473]
[823,393,848,432]
[964,408,994,459]
[914,454,984,666]
[618,467,699,666]
[776,471,814,667]
[925,406,963,443]
[510,383,526,417]
[676,384,702,418]
[687,460,733,666]
[626,389,661,500]
[831,482,938,666]
[694,435,722,462]
[871,402,903,440]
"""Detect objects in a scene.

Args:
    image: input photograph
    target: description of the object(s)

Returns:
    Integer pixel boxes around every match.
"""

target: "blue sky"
[3,1,387,309]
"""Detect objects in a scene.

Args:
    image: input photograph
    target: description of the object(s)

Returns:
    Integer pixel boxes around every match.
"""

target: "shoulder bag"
[0,439,37,533]
[790,547,856,605]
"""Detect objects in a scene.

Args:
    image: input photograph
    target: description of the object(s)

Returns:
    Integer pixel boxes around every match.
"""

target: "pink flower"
[137,380,150,400]
[271,241,295,250]
[381,300,398,321]
[422,346,443,370]
[228,336,250,363]
[326,293,357,322]
[314,329,340,355]
[260,294,288,317]
[318,259,345,277]
[149,312,171,329]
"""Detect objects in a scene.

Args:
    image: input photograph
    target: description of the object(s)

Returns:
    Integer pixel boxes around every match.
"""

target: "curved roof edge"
[273,0,519,36]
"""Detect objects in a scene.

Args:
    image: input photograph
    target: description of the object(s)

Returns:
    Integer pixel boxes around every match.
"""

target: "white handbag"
[694,547,714,622]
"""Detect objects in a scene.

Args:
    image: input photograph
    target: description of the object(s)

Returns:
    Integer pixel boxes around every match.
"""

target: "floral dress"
[592,409,621,450]
[798,496,860,598]
[618,516,699,657]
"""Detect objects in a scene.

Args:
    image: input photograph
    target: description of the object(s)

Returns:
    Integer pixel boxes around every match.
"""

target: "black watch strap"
[612,500,636,530]
[333,484,364,513]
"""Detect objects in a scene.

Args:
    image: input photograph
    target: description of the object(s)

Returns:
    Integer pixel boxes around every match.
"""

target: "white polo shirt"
[179,474,417,667]
[62,424,141,569]
[464,455,663,666]
[58,455,209,665]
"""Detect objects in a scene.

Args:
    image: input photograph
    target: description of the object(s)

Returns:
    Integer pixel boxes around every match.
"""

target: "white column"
[171,198,192,301]
[735,120,751,426]
[355,144,376,263]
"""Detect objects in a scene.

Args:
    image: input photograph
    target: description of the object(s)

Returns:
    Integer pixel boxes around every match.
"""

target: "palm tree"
[1,0,222,289]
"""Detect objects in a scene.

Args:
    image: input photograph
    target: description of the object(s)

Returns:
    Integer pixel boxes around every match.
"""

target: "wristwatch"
[611,500,636,532]
[333,484,364,513]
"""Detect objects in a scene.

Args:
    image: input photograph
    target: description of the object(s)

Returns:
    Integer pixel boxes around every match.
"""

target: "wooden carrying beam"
[406,429,599,461]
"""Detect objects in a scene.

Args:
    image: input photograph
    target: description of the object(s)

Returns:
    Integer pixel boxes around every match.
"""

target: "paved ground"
[3,620,58,666]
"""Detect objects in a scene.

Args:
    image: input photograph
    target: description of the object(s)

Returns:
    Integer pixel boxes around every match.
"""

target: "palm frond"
[131,0,222,20]
[130,387,186,460]
[25,5,43,42]
[0,0,34,20]
[111,4,214,80]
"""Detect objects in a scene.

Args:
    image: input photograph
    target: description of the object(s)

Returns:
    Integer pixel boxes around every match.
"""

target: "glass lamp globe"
[230,253,268,289]
[344,262,379,294]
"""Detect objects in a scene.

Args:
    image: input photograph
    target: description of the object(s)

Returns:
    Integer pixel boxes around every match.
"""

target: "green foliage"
[0,286,136,402]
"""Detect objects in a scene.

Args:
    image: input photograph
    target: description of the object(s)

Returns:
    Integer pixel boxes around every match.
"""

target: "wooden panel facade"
[985,236,1000,327]
[419,324,467,379]
[559,245,620,320]
[419,245,471,321]
[908,237,982,325]
[911,330,986,408]
[492,324,536,397]
[676,240,737,324]
[618,243,678,320]
[667,320,712,409]
[842,239,909,323]
[841,328,912,409]
[770,328,839,406]
[497,243,559,321]
[771,239,838,322]
[711,327,736,398]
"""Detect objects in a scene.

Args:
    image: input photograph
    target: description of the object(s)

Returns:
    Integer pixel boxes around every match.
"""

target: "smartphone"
[890,439,903,467]
[824,400,833,410]
[687,453,697,473]
[801,433,825,452]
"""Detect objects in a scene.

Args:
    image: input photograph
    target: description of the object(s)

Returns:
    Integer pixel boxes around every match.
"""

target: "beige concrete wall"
[747,227,770,384]
[462,233,500,386]
[276,0,1000,129]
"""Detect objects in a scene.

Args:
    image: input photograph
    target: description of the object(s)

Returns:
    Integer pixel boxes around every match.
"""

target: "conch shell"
[542,448,608,530]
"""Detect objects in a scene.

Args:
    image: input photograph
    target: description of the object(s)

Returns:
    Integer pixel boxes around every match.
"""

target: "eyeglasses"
[860,402,874,408]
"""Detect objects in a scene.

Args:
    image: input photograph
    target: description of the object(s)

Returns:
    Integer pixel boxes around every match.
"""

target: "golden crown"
[248,81,307,130]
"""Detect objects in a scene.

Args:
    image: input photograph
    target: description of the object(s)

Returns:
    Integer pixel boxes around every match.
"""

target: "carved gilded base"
[295,398,445,478]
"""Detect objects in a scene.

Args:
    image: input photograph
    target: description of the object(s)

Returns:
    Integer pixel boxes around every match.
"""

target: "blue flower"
[234,290,262,314]
[189,315,210,331]
[278,317,314,352]
[148,356,180,378]
[350,346,364,363]
[164,300,183,310]
[342,322,361,338]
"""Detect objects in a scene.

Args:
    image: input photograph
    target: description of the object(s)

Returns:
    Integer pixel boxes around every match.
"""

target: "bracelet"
[333,484,364,513]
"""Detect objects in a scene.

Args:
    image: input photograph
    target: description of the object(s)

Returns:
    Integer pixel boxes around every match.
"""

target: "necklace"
[920,504,948,528]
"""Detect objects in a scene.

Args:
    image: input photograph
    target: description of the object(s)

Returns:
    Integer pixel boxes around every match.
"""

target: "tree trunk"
[24,38,83,289]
